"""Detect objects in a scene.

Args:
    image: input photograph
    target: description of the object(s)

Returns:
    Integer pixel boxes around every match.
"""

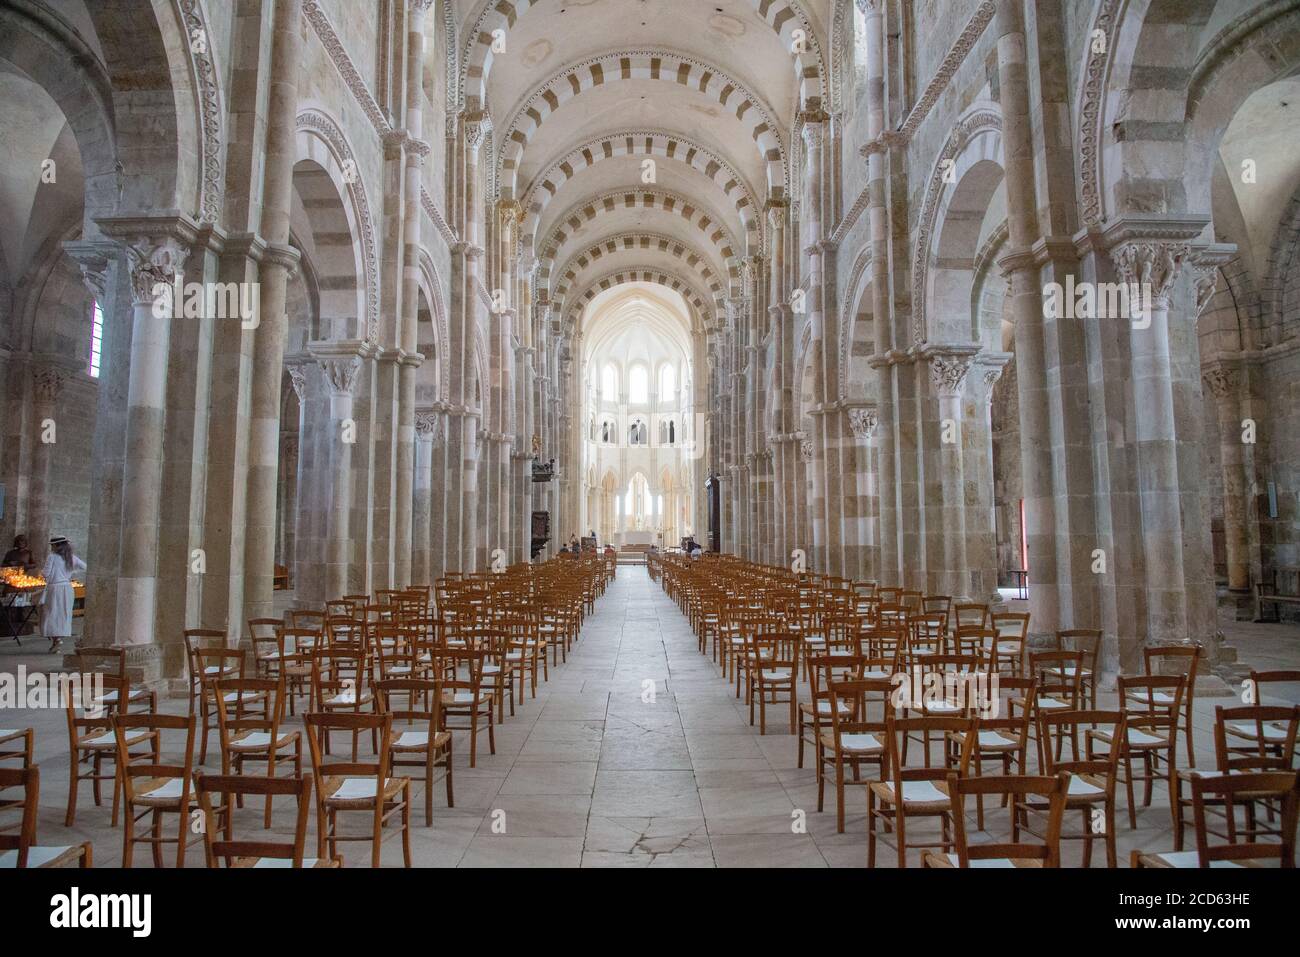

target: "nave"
[7,560,1294,869]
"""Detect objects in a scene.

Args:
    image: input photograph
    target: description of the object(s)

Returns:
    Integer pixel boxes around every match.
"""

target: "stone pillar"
[243,0,304,624]
[972,360,1010,603]
[29,368,65,560]
[994,0,1060,635]
[413,409,437,584]
[278,434,299,577]
[1111,240,1191,647]
[859,0,900,585]
[312,343,364,599]
[95,225,195,652]
[846,406,879,580]
[927,350,976,598]
[1204,364,1250,594]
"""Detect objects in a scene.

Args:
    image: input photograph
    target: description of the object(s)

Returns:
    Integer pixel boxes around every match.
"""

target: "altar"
[615,530,656,548]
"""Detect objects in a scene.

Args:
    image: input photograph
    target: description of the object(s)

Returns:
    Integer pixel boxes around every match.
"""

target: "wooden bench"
[1255,566,1300,622]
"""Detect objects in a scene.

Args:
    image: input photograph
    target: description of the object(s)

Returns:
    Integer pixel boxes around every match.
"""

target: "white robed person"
[41,536,85,651]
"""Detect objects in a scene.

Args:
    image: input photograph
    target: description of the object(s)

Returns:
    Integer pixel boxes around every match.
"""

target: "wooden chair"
[304,711,412,867]
[944,676,1036,830]
[311,647,376,761]
[1049,629,1102,710]
[1037,709,1125,867]
[868,714,976,867]
[0,767,92,868]
[745,633,801,734]
[376,677,454,825]
[64,673,154,827]
[183,628,231,719]
[1133,771,1299,868]
[1132,644,1202,768]
[213,677,302,828]
[71,647,157,714]
[988,612,1029,676]
[1172,704,1300,851]
[194,772,337,868]
[1104,673,1186,828]
[0,728,34,818]
[195,647,260,765]
[441,647,496,768]
[798,653,864,771]
[952,603,990,634]
[924,772,1069,868]
[1229,671,1300,764]
[821,676,893,833]
[247,618,284,677]
[113,712,200,867]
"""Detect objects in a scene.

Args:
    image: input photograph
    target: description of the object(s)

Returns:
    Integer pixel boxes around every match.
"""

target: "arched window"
[602,363,619,400]
[88,301,104,378]
[601,421,610,443]
[668,419,675,445]
[659,363,675,399]
[629,364,648,404]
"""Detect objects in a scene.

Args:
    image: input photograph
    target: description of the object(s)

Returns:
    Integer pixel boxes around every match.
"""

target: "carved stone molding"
[1193,263,1220,317]
[296,109,380,343]
[302,0,391,138]
[1077,0,1124,227]
[898,1,997,142]
[176,0,224,225]
[911,107,1002,347]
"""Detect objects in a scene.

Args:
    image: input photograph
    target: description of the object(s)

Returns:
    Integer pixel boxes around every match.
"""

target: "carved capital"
[1202,367,1240,400]
[1193,264,1219,317]
[1110,241,1190,309]
[318,355,362,397]
[800,439,814,461]
[929,353,973,397]
[287,364,308,402]
[847,407,879,439]
[415,410,440,442]
[34,368,65,403]
[124,237,189,307]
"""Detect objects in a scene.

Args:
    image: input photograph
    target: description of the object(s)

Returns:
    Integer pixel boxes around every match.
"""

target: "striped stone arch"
[521,130,762,250]
[565,268,716,332]
[416,248,450,405]
[549,232,728,311]
[462,0,825,112]
[499,51,785,200]
[536,189,741,295]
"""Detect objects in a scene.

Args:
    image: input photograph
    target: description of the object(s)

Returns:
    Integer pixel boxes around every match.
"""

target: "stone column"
[95,225,195,651]
[278,434,299,577]
[859,0,900,585]
[312,344,363,599]
[994,0,1059,634]
[1204,364,1250,595]
[413,409,437,584]
[29,368,65,561]
[287,363,310,598]
[972,360,1010,603]
[847,406,879,581]
[243,0,304,624]
[1111,240,1191,646]
[927,350,975,599]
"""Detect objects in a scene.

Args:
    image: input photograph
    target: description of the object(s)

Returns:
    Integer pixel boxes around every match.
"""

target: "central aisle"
[436,565,854,867]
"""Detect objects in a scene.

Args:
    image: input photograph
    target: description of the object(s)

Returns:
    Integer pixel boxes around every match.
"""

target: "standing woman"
[41,536,85,652]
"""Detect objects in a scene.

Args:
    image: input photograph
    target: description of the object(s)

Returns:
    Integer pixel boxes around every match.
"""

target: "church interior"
[0,0,1298,881]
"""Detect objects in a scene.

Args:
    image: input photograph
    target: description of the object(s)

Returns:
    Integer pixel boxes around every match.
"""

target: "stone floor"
[2,567,1298,867]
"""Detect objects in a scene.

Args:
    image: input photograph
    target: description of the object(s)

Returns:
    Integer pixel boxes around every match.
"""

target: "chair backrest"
[1189,771,1299,867]
[376,677,444,732]
[0,766,40,866]
[70,646,127,678]
[184,629,228,684]
[1037,709,1125,782]
[1212,705,1300,772]
[946,771,1070,867]
[1143,643,1201,682]
[991,612,1030,640]
[953,603,990,631]
[882,713,976,784]
[1029,650,1084,706]
[194,772,315,867]
[112,712,197,805]
[303,710,393,780]
[214,677,282,744]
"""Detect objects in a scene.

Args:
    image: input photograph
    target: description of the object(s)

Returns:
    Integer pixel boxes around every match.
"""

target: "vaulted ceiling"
[453,0,830,332]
